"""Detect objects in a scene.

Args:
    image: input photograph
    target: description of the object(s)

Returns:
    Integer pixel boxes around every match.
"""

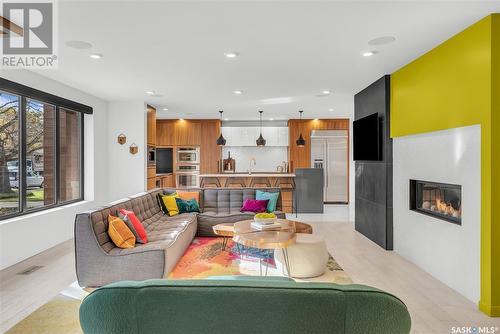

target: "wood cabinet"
[200,120,221,174]
[156,119,221,174]
[157,120,201,146]
[288,119,349,171]
[147,105,156,146]
[147,177,156,190]
[157,174,175,188]
[147,166,157,190]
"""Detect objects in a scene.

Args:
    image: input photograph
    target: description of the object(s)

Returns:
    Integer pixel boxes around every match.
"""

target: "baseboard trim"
[479,301,500,317]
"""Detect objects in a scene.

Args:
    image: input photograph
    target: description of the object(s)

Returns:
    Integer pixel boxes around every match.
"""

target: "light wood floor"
[1,218,499,333]
[307,220,500,334]
[0,240,76,333]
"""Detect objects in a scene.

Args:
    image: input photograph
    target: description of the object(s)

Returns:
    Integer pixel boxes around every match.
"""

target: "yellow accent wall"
[391,14,500,316]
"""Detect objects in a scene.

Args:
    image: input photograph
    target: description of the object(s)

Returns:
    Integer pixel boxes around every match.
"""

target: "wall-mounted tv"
[156,148,173,173]
[353,112,381,161]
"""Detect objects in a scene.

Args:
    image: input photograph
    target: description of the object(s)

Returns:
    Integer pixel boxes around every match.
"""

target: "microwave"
[148,146,156,165]
[177,147,200,164]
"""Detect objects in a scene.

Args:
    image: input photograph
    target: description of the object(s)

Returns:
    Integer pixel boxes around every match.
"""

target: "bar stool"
[200,177,221,188]
[249,177,272,188]
[275,178,295,189]
[224,177,247,188]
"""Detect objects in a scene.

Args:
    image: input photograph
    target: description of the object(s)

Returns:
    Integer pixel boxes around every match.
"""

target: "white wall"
[221,146,288,173]
[107,101,147,201]
[0,70,109,270]
[393,125,480,302]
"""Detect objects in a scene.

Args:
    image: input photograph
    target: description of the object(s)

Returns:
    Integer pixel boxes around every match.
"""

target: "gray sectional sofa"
[75,188,285,287]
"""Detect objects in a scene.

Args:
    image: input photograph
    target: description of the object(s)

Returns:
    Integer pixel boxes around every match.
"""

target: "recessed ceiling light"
[321,90,331,95]
[328,108,334,112]
[65,40,92,49]
[89,53,103,59]
[162,108,169,111]
[224,118,229,121]
[361,51,378,57]
[233,90,243,95]
[146,91,155,95]
[269,118,274,121]
[224,52,239,58]
[368,36,396,46]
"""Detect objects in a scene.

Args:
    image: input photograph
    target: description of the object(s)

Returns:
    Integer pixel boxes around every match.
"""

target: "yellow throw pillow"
[108,215,136,249]
[161,193,180,216]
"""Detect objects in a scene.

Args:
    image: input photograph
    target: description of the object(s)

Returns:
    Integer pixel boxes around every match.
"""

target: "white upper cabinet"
[221,127,288,146]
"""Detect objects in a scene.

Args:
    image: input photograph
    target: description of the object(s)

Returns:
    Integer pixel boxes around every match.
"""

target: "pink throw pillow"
[241,199,270,213]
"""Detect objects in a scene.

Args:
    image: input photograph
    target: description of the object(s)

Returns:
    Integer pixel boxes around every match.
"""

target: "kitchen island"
[199,173,295,213]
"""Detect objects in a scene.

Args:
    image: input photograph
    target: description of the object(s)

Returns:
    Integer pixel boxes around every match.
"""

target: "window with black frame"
[0,78,92,219]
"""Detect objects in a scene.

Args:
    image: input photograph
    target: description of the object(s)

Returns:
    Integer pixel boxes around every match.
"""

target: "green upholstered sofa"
[79,278,411,334]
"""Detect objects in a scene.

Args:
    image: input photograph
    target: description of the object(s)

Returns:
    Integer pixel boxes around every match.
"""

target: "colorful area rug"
[7,237,351,333]
[169,237,352,284]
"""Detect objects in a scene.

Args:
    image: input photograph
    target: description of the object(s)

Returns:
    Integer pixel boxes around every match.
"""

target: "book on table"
[251,221,282,230]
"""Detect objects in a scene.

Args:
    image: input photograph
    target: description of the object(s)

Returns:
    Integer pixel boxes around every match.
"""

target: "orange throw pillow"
[177,191,200,203]
[108,215,136,249]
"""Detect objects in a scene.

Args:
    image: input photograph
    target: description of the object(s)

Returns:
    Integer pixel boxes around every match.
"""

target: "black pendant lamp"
[256,110,266,146]
[296,110,306,147]
[216,110,226,146]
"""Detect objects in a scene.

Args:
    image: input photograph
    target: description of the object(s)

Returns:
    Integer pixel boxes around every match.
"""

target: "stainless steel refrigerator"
[310,130,349,203]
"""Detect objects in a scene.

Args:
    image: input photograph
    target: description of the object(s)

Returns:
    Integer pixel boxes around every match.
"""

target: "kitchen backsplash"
[221,147,288,173]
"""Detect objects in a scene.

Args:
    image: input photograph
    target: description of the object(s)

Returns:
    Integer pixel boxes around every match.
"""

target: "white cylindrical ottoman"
[275,233,329,278]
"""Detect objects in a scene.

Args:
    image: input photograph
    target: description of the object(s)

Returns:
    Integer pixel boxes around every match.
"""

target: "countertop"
[199,173,295,177]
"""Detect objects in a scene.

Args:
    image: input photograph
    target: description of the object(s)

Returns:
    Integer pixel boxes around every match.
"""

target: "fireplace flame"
[435,199,460,218]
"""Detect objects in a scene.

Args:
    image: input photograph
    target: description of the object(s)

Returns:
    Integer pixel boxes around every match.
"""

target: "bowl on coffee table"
[254,213,277,225]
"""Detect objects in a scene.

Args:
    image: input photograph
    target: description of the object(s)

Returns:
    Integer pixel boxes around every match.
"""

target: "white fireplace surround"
[393,124,480,303]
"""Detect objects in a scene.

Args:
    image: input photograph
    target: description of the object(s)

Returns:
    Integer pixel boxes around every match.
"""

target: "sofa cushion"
[175,198,200,214]
[80,280,412,334]
[240,199,269,213]
[256,190,280,212]
[160,194,180,216]
[129,193,162,222]
[118,209,148,244]
[177,190,200,203]
[108,213,197,255]
[108,215,136,249]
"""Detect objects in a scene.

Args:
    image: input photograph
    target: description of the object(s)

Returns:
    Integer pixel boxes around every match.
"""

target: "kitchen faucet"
[248,157,256,175]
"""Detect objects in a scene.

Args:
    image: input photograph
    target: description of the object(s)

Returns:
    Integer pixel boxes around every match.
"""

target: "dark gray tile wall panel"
[354,75,393,250]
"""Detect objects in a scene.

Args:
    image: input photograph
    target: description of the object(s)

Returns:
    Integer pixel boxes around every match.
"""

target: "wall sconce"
[117,134,126,145]
[129,143,138,155]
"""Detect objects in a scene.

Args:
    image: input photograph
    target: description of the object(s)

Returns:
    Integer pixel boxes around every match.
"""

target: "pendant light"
[256,110,266,146]
[216,110,226,146]
[296,110,306,147]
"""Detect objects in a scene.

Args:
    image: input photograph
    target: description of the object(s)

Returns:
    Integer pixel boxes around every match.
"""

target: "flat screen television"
[156,148,173,173]
[353,113,381,161]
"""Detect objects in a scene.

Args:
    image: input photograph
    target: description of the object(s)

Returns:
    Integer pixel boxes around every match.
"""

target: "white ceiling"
[35,0,499,120]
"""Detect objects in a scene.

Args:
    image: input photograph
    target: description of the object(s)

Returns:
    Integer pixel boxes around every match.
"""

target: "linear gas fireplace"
[409,180,462,225]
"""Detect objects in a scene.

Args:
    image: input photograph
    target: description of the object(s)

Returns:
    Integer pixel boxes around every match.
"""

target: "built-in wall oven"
[176,147,200,188]
[176,173,199,188]
[177,147,200,164]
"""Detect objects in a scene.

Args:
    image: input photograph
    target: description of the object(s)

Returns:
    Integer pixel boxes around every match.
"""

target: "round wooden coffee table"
[212,223,235,251]
[233,219,300,276]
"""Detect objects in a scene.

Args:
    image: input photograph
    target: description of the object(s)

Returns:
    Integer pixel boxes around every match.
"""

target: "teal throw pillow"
[256,190,279,212]
[175,198,200,213]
